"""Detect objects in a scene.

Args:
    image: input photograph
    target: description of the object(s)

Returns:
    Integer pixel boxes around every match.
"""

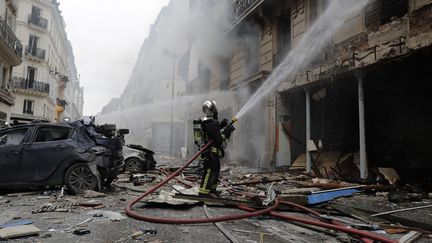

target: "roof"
[0,122,72,132]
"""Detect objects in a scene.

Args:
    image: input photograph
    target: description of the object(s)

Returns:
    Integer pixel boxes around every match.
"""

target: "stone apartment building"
[9,0,83,123]
[0,0,22,126]
[100,1,188,156]
[186,0,432,181]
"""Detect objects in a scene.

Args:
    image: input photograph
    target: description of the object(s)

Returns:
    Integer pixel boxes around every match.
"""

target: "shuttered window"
[365,0,408,31]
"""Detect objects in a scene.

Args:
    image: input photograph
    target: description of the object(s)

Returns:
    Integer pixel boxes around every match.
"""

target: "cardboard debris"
[0,225,41,239]
[378,168,400,185]
[145,186,199,205]
[311,151,341,179]
[83,190,106,198]
[87,210,126,221]
[289,154,307,170]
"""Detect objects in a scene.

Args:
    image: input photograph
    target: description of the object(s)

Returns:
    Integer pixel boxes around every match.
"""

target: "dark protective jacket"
[201,118,225,157]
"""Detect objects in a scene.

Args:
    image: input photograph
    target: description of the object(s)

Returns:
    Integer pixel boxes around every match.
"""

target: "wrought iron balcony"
[0,88,14,105]
[59,75,69,82]
[0,16,23,60]
[232,0,264,23]
[11,76,50,95]
[25,46,46,60]
[27,14,48,29]
[56,98,67,107]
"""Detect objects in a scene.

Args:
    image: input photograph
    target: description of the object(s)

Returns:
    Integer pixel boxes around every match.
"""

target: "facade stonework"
[9,0,83,123]
[0,0,23,125]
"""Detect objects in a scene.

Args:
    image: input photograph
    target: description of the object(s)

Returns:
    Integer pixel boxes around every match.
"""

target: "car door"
[0,128,30,182]
[20,126,75,182]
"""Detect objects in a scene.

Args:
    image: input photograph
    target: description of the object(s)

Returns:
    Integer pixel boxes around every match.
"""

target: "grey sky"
[57,0,170,115]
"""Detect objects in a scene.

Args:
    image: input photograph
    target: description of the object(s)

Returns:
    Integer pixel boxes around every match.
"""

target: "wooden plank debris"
[232,229,273,236]
[273,187,321,195]
[398,231,422,243]
[333,204,432,232]
[310,185,364,194]
[331,204,389,224]
[0,225,41,239]
[372,204,432,217]
[0,220,33,229]
[278,195,309,206]
[173,194,261,208]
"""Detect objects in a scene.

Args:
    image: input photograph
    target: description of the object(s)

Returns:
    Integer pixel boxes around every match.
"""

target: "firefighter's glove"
[220,119,228,129]
[222,125,235,139]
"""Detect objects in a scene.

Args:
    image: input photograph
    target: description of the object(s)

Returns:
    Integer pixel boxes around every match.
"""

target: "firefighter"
[194,100,235,197]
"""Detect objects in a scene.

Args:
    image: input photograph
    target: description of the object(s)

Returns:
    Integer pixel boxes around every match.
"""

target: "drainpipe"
[358,75,368,180]
[305,89,311,174]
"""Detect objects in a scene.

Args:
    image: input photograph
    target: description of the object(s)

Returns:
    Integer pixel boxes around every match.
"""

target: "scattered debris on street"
[1,156,431,242]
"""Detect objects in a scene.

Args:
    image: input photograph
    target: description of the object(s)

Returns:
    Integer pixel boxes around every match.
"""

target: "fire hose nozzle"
[230,117,238,125]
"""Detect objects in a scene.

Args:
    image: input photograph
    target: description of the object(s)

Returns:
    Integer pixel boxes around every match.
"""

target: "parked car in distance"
[0,121,125,194]
[123,144,156,173]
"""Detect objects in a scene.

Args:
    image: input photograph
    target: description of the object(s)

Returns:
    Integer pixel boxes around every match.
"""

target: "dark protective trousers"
[199,152,220,195]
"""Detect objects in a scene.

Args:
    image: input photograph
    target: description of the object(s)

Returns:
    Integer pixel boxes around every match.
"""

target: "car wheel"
[125,158,143,173]
[65,163,98,194]
[145,156,156,170]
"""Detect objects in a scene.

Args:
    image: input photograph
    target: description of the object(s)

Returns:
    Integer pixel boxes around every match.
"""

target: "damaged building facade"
[185,0,432,182]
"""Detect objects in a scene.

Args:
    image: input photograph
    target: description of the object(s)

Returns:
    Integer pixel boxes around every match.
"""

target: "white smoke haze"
[236,0,369,118]
[98,0,368,166]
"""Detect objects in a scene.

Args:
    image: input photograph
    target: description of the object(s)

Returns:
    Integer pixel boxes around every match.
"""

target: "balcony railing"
[27,14,48,29]
[0,16,23,57]
[0,88,15,105]
[232,0,264,22]
[11,76,50,95]
[56,98,67,107]
[25,45,46,60]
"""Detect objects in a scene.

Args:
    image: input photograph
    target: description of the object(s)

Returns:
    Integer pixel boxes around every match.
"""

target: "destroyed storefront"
[277,47,432,184]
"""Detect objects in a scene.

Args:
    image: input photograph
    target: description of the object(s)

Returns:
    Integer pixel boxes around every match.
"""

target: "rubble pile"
[1,162,432,242]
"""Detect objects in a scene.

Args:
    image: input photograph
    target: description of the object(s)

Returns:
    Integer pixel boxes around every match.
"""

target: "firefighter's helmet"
[202,100,218,117]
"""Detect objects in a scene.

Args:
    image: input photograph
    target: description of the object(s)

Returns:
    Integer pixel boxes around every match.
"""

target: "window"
[1,67,6,89]
[43,104,46,118]
[28,35,39,52]
[23,100,34,115]
[245,25,260,75]
[198,63,210,92]
[276,12,291,66]
[0,129,29,147]
[0,112,7,127]
[366,0,408,31]
[219,58,230,90]
[27,66,37,84]
[34,127,71,143]
[31,6,42,17]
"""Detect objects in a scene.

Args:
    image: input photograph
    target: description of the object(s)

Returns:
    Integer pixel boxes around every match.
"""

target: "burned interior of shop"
[278,48,432,185]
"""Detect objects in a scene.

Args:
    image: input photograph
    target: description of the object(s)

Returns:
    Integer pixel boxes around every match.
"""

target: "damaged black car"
[0,118,128,194]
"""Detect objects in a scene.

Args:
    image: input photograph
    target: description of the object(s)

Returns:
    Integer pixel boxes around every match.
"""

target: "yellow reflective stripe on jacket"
[199,169,212,194]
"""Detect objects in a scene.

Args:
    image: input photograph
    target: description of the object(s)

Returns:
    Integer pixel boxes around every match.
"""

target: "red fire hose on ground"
[125,140,397,243]
[125,141,280,224]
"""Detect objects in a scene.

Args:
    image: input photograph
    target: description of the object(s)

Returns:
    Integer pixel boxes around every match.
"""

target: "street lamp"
[163,49,177,157]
